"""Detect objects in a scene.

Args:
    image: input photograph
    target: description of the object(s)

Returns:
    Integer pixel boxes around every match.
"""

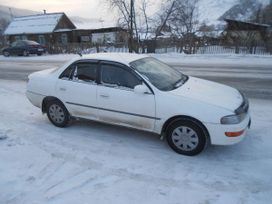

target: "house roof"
[224,19,271,30]
[74,20,117,30]
[4,13,66,35]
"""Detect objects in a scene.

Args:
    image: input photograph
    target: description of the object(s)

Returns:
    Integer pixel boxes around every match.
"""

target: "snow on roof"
[4,13,64,35]
[81,53,148,65]
[73,19,117,30]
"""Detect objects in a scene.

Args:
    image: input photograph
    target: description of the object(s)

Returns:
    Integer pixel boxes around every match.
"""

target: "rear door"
[97,61,156,131]
[56,60,99,120]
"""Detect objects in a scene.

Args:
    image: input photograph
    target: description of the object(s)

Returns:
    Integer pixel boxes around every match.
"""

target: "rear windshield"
[25,41,40,45]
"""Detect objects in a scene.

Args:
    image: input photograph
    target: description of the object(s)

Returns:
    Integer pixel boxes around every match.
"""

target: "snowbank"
[0,79,272,204]
[1,53,272,68]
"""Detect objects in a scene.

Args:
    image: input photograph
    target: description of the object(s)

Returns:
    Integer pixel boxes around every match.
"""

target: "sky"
[0,0,114,20]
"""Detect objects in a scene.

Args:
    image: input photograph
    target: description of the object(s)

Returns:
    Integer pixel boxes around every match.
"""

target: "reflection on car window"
[101,64,141,89]
[59,65,74,80]
[130,57,188,91]
[17,41,25,47]
[11,42,17,47]
[73,62,97,83]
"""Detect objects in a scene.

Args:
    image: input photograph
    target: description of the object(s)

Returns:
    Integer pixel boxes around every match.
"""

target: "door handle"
[100,94,109,98]
[59,87,66,91]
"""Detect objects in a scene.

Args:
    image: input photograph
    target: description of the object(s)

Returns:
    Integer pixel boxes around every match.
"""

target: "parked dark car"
[2,40,46,57]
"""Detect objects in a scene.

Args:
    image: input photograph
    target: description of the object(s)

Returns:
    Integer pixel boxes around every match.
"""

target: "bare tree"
[168,0,199,53]
[154,0,199,53]
[139,0,149,40]
[107,0,139,52]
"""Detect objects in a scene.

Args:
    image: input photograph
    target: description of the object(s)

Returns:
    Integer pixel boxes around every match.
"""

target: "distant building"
[4,13,76,44]
[4,12,128,46]
[223,18,272,53]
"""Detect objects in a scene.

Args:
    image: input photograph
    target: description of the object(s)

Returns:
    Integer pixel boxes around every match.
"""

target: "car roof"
[78,52,149,65]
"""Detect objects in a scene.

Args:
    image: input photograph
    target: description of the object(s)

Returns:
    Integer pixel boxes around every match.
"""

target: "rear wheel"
[166,119,207,156]
[3,51,9,57]
[46,100,70,127]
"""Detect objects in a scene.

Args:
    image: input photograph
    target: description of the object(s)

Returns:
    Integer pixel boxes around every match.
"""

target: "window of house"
[22,35,28,40]
[38,35,46,45]
[15,36,21,41]
[101,64,141,89]
[61,33,68,44]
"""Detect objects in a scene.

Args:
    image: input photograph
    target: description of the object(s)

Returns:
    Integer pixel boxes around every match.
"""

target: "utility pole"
[9,8,14,19]
[129,0,134,53]
[128,0,134,52]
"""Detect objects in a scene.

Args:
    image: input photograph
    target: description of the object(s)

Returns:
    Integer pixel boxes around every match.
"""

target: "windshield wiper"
[174,75,188,88]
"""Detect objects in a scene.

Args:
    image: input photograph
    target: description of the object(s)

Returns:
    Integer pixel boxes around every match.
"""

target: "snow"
[0,78,272,203]
[1,52,272,66]
[73,19,117,30]
[4,13,63,35]
[198,0,237,25]
[151,53,272,69]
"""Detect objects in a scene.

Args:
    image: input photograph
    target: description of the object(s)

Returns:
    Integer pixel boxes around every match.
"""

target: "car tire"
[166,119,207,156]
[3,51,10,57]
[37,53,42,56]
[23,50,29,56]
[46,100,70,127]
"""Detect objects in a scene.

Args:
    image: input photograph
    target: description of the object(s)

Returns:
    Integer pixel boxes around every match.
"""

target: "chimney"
[43,10,46,14]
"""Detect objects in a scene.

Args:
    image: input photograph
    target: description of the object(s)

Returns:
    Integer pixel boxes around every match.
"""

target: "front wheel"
[166,119,207,156]
[46,100,70,127]
[3,51,10,57]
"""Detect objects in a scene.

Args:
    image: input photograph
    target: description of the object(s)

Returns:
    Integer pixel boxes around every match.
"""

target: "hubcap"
[48,104,65,124]
[171,126,199,151]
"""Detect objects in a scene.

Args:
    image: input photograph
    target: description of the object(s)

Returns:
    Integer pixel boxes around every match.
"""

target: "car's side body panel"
[55,79,98,120]
[97,85,156,131]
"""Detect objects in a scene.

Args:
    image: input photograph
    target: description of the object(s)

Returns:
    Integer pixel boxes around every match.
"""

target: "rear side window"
[73,62,97,83]
[59,65,74,80]
[101,64,141,89]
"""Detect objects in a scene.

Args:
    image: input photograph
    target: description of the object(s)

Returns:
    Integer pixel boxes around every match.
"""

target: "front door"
[97,62,156,131]
[56,60,98,120]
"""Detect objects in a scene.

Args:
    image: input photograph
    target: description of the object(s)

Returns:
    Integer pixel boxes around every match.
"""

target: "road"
[0,59,272,100]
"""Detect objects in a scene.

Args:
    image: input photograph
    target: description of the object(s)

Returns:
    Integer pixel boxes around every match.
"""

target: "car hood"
[170,77,243,112]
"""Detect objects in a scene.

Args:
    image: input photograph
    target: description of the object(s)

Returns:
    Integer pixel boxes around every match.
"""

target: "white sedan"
[26,53,251,156]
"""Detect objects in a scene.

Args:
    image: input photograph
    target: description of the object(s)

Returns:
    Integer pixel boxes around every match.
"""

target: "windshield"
[130,57,188,91]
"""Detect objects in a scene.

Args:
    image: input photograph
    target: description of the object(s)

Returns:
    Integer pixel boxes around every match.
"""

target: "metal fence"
[1,41,271,55]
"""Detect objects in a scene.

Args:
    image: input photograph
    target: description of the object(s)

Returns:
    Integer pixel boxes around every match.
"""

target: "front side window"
[73,62,97,83]
[101,64,141,89]
[11,41,17,47]
[130,57,188,91]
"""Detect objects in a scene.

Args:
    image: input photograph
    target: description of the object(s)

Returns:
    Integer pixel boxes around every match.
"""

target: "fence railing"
[1,42,271,55]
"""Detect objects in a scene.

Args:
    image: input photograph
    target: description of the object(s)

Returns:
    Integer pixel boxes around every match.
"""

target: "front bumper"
[205,112,251,145]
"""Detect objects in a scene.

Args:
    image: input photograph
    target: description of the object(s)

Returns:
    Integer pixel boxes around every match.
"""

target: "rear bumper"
[205,113,251,145]
[26,90,44,108]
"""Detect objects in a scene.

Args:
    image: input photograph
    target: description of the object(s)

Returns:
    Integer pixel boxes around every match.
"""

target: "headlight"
[220,113,246,124]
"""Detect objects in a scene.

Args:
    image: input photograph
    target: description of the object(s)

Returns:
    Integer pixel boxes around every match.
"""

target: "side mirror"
[134,84,150,94]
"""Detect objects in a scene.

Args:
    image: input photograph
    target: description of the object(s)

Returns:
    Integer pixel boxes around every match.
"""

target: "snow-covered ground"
[0,79,272,204]
[1,53,272,69]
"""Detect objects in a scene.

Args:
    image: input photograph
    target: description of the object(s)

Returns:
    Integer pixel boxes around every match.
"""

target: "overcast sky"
[1,0,114,20]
